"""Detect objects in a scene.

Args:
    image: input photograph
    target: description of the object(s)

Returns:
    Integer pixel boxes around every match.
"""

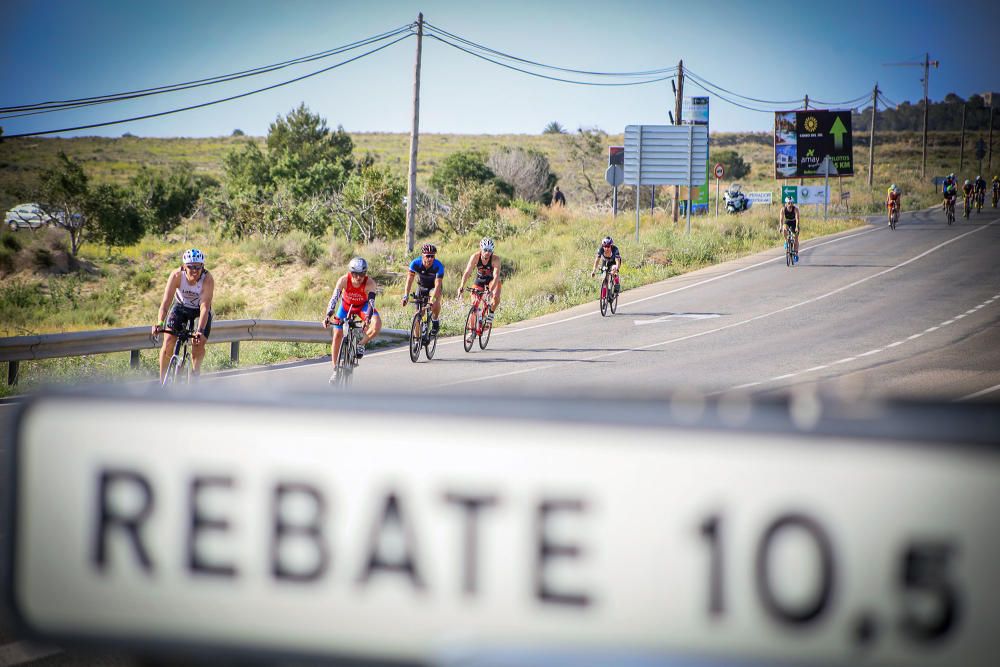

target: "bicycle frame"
[160,321,195,386]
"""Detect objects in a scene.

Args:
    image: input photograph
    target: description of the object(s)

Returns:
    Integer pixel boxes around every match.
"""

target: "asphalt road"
[199,205,1000,402]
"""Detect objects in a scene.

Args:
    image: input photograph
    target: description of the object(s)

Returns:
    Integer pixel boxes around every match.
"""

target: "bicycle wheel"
[424,313,438,360]
[408,311,422,363]
[610,279,619,314]
[463,305,477,352]
[478,310,492,349]
[599,277,609,316]
[786,241,793,267]
[333,338,352,386]
[179,350,192,384]
[161,354,179,387]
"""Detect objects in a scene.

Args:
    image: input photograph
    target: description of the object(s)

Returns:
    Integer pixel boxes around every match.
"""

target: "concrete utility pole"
[867,83,878,186]
[882,53,938,178]
[959,102,967,172]
[404,13,424,253]
[672,59,684,223]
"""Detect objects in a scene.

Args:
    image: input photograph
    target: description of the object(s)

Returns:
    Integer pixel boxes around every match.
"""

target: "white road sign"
[623,125,708,186]
[5,396,1000,666]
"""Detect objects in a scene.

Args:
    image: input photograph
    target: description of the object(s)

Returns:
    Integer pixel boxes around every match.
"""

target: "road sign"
[714,163,725,179]
[5,394,1000,666]
[975,139,987,160]
[623,125,709,186]
[605,165,624,187]
[609,146,624,166]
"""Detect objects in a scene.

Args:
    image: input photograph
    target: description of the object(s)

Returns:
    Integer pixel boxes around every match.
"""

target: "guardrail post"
[230,341,240,365]
[130,349,141,369]
[8,361,19,386]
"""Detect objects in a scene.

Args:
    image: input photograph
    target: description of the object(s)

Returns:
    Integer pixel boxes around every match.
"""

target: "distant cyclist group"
[154,173,997,384]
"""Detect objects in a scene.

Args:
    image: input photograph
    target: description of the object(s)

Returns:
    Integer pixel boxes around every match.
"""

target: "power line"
[0,24,414,117]
[1,33,413,139]
[684,69,802,106]
[426,34,676,87]
[685,78,775,113]
[423,21,676,78]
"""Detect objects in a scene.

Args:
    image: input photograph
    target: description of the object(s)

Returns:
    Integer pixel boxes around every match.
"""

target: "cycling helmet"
[965,179,971,185]
[950,173,955,178]
[784,196,794,204]
[420,243,437,255]
[182,248,204,265]
[977,175,982,180]
[891,184,898,192]
[602,236,613,247]
[348,257,368,274]
[480,237,495,252]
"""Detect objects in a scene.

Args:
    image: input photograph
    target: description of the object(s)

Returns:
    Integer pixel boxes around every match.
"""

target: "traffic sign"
[605,164,624,187]
[714,163,725,179]
[975,139,986,160]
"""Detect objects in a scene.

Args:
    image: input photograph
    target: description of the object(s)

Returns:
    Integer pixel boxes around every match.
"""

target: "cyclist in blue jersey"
[402,243,445,334]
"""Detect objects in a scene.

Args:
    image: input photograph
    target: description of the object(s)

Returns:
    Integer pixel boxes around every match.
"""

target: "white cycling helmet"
[977,175,982,180]
[965,179,971,185]
[182,248,204,265]
[950,173,955,178]
[602,236,613,247]
[891,184,898,192]
[480,237,495,252]
[348,257,368,274]
[784,196,793,204]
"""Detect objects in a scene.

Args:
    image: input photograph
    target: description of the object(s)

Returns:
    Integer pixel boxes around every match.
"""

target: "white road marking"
[941,319,955,326]
[958,383,1000,401]
[924,326,940,333]
[906,333,924,340]
[858,349,883,357]
[634,313,721,326]
[0,641,63,666]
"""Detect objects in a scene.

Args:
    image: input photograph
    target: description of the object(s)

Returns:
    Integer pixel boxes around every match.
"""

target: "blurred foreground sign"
[3,394,1000,666]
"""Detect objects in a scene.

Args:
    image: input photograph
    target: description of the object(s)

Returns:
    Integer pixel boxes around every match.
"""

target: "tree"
[563,127,608,203]
[487,147,557,204]
[87,184,145,252]
[330,165,406,243]
[231,128,245,136]
[429,150,512,204]
[266,103,354,195]
[39,152,90,255]
[543,121,567,134]
[130,162,202,235]
[709,150,751,180]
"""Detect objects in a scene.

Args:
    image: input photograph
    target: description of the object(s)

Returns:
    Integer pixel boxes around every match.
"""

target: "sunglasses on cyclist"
[185,264,204,271]
[350,271,366,277]
[423,254,436,259]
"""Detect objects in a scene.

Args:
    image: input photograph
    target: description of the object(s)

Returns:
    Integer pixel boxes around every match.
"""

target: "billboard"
[774,110,853,179]
[624,125,708,186]
[683,97,710,211]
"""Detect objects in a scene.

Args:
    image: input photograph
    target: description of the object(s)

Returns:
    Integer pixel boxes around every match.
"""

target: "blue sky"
[2,0,999,138]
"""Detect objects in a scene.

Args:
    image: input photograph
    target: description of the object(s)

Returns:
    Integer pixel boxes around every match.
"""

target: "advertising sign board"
[774,110,854,179]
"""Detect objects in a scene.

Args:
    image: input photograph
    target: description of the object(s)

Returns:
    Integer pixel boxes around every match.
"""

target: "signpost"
[605,164,624,217]
[714,163,724,216]
[774,109,854,180]
[624,124,708,238]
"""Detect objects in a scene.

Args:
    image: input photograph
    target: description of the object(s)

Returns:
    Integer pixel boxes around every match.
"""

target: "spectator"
[552,186,566,207]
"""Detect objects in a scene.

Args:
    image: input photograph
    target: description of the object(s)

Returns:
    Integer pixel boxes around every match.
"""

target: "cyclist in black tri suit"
[779,197,800,263]
[457,237,502,323]
[401,243,445,334]
[591,236,623,294]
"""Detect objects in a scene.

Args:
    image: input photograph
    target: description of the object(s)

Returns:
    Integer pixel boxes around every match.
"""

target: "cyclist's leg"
[190,310,212,375]
[158,333,176,383]
[490,279,502,313]
[360,303,382,345]
[330,303,348,369]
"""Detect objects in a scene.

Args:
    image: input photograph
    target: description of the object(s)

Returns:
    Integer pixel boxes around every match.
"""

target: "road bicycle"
[888,201,899,230]
[331,309,366,386]
[784,231,798,267]
[599,265,619,316]
[946,197,955,225]
[993,188,999,208]
[407,292,437,362]
[975,190,984,213]
[963,194,972,220]
[463,286,493,352]
[158,319,195,387]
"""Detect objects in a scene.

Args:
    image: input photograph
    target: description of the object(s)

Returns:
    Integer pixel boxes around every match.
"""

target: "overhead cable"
[684,69,802,106]
[1,33,413,139]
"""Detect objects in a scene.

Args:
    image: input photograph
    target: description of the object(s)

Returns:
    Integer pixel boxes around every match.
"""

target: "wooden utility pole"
[867,84,878,186]
[672,59,684,223]
[404,13,424,253]
[882,53,938,178]
[989,103,995,172]
[959,102,967,172]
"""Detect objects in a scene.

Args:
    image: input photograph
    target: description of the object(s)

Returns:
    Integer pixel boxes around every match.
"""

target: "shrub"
[2,233,23,252]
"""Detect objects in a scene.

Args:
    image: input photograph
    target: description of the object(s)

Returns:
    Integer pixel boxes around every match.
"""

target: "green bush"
[2,233,23,252]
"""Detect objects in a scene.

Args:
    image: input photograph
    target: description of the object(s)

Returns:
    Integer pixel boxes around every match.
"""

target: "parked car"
[5,203,56,231]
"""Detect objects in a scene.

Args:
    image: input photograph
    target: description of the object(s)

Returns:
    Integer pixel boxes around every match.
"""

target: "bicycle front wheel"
[599,278,609,316]
[161,355,179,387]
[610,280,619,314]
[479,311,492,350]
[179,351,192,384]
[425,314,438,360]
[463,305,477,352]
[409,311,422,363]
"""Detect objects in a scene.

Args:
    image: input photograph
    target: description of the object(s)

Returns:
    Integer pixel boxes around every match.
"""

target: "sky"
[2,0,999,138]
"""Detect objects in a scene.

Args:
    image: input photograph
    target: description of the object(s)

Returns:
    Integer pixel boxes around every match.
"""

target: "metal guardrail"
[0,320,407,385]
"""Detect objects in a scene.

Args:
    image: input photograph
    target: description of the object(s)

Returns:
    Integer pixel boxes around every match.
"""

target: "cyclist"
[962,179,975,214]
[590,236,623,294]
[779,196,800,263]
[401,243,444,335]
[322,257,382,383]
[992,175,999,207]
[456,237,502,324]
[974,175,987,209]
[152,248,215,383]
[885,184,901,226]
[942,173,956,211]
[943,180,958,217]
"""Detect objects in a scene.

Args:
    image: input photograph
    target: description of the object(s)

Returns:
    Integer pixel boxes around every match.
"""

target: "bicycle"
[993,188,999,208]
[963,194,972,220]
[463,286,493,352]
[157,319,195,387]
[598,265,619,316]
[407,292,437,363]
[888,201,899,230]
[975,190,984,214]
[784,230,798,267]
[946,197,955,225]
[331,309,366,386]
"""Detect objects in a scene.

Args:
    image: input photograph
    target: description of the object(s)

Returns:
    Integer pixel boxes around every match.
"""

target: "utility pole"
[672,59,684,223]
[989,101,995,172]
[404,13,424,253]
[883,53,939,178]
[867,84,878,186]
[959,102,967,173]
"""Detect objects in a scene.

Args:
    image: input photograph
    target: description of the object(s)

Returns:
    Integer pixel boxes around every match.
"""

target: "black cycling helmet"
[421,243,437,255]
[602,236,613,247]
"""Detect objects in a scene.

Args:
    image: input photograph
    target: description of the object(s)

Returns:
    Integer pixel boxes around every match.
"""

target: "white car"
[5,203,56,231]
